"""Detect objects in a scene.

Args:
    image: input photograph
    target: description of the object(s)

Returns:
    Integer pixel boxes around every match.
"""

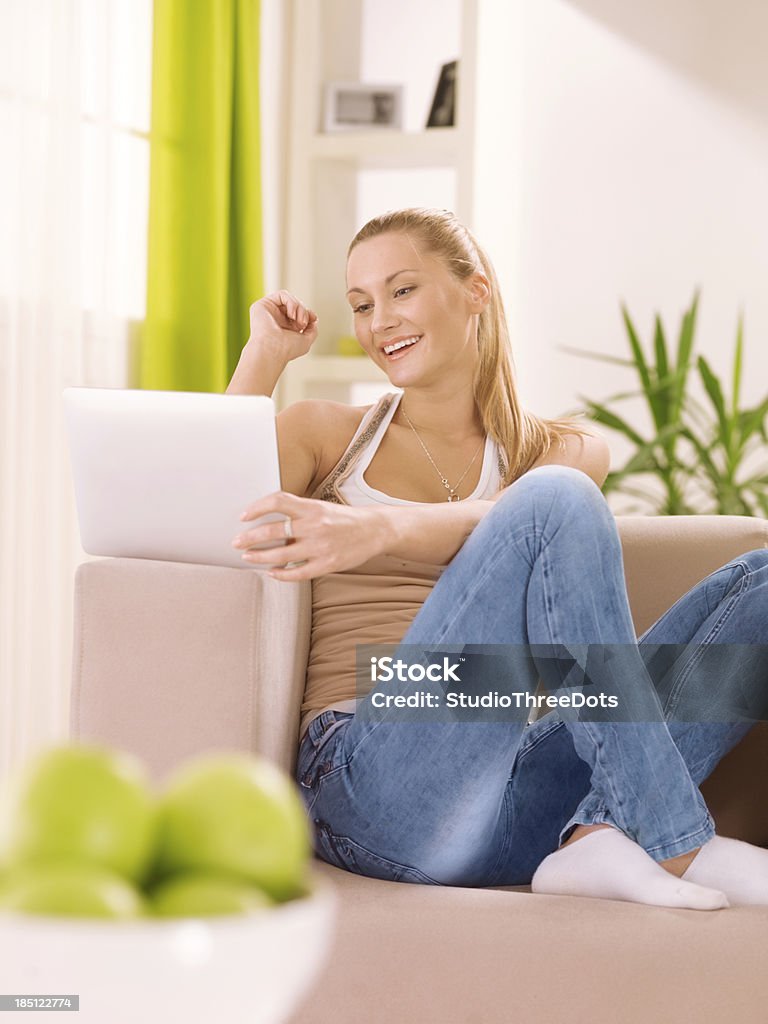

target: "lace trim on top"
[311,393,509,505]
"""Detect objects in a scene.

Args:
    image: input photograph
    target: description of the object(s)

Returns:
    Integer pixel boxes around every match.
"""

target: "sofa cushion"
[291,860,768,1024]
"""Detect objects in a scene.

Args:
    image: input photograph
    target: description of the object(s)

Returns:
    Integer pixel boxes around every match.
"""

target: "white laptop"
[62,387,289,570]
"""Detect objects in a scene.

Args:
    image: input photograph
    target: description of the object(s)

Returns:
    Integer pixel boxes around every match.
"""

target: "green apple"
[1,745,156,883]
[0,863,145,919]
[149,872,273,917]
[151,754,311,901]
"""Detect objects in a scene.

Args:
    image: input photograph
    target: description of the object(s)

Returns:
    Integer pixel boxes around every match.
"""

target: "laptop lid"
[63,387,288,569]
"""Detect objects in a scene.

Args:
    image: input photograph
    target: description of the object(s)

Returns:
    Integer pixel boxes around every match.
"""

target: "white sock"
[531,827,728,910]
[682,835,768,905]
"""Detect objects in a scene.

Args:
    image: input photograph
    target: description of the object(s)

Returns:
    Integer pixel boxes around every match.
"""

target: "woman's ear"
[466,272,491,312]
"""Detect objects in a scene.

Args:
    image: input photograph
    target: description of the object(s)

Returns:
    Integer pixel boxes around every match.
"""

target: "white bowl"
[0,870,336,1024]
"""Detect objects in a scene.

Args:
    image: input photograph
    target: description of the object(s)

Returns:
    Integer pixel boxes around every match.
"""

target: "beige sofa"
[70,515,768,1024]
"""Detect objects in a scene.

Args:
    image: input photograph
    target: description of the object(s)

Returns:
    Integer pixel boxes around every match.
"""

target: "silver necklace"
[400,406,485,502]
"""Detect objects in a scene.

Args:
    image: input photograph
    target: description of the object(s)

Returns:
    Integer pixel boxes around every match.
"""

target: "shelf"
[310,127,459,168]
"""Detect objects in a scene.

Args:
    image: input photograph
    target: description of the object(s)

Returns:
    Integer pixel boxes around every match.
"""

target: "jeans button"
[319,761,332,775]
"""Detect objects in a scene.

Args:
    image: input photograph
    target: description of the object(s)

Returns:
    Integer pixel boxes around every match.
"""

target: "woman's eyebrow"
[346,269,420,296]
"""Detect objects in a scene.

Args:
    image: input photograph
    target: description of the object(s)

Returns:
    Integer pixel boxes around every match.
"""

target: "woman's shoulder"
[279,397,377,442]
[277,397,384,497]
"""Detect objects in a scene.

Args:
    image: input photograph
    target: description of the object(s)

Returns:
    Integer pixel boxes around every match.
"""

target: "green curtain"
[140,0,263,392]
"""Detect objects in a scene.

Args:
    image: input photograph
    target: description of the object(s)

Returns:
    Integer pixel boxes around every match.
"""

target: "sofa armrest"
[70,558,311,782]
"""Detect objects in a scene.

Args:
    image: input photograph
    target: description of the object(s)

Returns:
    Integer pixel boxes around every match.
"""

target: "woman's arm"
[377,430,611,564]
[226,343,289,397]
[377,499,494,564]
[225,291,318,396]
[228,339,290,395]
[235,429,611,579]
[525,430,611,489]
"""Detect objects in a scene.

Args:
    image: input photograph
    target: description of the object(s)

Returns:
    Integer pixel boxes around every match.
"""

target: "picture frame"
[426,60,458,129]
[323,82,404,132]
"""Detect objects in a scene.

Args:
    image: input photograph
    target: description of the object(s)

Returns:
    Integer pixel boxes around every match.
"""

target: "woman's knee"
[495,464,608,523]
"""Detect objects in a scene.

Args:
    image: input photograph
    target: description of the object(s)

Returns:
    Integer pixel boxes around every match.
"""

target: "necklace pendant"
[447,493,460,502]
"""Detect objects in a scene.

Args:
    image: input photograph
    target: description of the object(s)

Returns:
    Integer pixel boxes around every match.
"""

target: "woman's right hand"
[247,291,319,363]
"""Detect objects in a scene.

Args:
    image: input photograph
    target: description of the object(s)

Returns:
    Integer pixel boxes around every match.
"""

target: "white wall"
[475,0,768,494]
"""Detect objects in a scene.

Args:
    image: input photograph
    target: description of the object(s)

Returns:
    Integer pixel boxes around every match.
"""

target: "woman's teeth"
[383,336,421,357]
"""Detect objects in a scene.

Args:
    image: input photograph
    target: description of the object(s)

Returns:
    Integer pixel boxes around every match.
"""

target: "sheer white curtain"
[0,0,152,779]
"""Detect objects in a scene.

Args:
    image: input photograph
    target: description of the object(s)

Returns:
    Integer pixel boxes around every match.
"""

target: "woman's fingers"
[238,534,317,576]
[239,490,312,523]
[232,518,296,551]
[268,291,316,332]
[296,306,318,334]
[265,561,314,582]
[241,541,309,565]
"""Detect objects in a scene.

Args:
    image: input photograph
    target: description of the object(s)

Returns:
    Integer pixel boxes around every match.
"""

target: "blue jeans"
[295,466,767,886]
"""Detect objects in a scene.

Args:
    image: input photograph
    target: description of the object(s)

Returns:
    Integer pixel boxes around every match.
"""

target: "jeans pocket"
[296,711,352,791]
[313,820,441,886]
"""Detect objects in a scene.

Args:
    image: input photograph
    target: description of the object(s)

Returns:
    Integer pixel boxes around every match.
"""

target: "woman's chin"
[381,352,423,384]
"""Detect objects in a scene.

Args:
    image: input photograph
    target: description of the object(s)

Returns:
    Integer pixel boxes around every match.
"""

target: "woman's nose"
[370,304,398,335]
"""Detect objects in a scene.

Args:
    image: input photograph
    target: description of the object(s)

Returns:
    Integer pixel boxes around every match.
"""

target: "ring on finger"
[283,518,294,540]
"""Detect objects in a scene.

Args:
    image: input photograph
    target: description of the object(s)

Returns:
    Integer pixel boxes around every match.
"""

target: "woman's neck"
[396,385,484,442]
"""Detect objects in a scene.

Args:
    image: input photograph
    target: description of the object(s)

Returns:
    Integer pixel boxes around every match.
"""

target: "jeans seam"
[514,719,565,761]
[560,808,612,846]
[325,829,444,886]
[433,531,529,643]
[426,521,552,647]
[487,787,514,884]
[664,568,751,719]
[643,816,715,861]
[576,726,630,833]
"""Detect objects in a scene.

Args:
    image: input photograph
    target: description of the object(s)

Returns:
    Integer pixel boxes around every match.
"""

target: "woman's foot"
[678,835,768,905]
[531,825,728,910]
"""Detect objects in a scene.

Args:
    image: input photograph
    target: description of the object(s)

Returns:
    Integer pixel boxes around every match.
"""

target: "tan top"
[298,392,506,742]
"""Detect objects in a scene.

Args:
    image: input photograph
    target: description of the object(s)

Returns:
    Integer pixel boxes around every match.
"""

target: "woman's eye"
[352,287,413,314]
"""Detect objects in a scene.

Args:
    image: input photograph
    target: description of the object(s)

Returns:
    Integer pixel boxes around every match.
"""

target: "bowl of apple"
[0,745,336,1024]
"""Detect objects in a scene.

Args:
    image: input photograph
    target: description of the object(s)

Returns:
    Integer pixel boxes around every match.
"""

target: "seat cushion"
[291,860,768,1024]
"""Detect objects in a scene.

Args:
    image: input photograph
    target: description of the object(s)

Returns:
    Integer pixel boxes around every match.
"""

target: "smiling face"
[345,231,489,388]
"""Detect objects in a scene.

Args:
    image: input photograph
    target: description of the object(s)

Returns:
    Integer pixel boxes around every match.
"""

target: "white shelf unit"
[277,0,479,410]
[309,127,460,167]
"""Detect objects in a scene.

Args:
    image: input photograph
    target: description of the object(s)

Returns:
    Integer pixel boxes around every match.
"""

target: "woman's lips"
[383,336,422,361]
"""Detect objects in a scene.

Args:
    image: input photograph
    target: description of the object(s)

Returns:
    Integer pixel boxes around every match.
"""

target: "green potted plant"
[559,292,768,516]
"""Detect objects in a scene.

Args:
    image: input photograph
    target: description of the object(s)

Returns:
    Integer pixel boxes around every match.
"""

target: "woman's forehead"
[346,232,440,285]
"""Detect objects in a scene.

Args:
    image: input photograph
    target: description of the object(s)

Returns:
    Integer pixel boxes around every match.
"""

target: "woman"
[227,207,768,909]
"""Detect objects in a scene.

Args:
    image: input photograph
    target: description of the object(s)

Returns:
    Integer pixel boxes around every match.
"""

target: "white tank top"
[331,391,504,506]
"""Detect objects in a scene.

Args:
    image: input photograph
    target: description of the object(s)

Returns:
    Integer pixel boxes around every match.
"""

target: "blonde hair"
[348,207,592,487]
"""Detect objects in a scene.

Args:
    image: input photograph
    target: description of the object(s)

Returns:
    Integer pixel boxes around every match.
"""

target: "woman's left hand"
[232,491,393,580]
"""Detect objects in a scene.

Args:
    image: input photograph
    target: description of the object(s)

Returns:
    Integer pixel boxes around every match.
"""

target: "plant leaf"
[677,426,723,483]
[621,303,663,429]
[732,311,743,420]
[577,400,649,447]
[653,314,670,423]
[697,355,732,456]
[557,344,637,369]
[672,291,698,421]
